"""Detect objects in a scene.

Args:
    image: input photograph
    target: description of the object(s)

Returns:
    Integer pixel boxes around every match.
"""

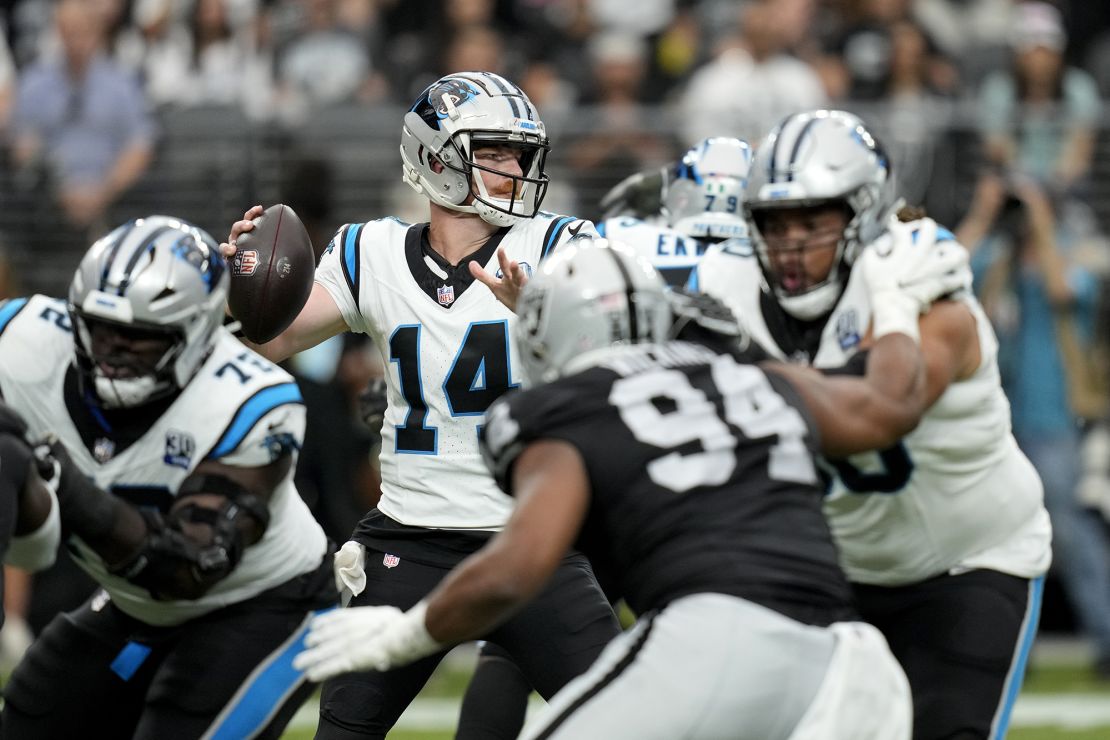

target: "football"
[227,203,315,344]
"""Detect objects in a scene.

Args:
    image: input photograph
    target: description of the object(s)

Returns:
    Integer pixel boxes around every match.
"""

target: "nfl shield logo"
[233,250,259,276]
[383,554,401,568]
[437,284,455,307]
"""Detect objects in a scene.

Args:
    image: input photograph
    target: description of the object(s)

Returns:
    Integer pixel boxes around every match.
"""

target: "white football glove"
[858,218,972,343]
[332,540,366,606]
[293,601,444,682]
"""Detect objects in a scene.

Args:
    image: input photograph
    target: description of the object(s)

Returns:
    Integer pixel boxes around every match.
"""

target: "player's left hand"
[294,602,443,681]
[470,248,528,312]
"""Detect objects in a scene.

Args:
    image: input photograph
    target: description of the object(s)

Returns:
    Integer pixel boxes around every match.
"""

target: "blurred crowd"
[2,0,1110,674]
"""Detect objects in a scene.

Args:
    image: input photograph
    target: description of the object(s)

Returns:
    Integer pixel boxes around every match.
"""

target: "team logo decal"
[383,553,401,568]
[437,284,455,307]
[164,430,196,469]
[429,79,478,118]
[233,250,259,276]
[835,309,861,350]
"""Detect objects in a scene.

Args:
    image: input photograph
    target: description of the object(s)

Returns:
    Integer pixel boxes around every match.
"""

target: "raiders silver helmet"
[68,216,229,408]
[400,72,550,227]
[515,236,671,385]
[746,110,900,320]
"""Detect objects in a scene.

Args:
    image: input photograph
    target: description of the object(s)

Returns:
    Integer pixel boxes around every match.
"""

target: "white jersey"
[597,217,707,287]
[315,212,594,529]
[0,295,328,626]
[693,220,1051,585]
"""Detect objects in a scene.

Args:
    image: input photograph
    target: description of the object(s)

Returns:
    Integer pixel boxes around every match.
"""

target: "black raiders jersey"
[480,341,855,626]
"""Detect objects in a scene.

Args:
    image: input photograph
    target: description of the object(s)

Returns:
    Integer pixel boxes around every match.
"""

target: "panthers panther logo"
[429,79,479,118]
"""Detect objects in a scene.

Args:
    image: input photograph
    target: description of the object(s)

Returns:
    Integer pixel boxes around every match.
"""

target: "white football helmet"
[663,136,752,242]
[400,72,550,227]
[746,110,900,320]
[69,216,229,408]
[515,236,671,385]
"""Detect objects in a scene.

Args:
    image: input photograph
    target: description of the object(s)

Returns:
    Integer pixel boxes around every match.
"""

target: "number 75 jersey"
[315,213,593,530]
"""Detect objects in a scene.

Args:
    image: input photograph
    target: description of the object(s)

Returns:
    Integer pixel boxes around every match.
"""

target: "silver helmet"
[746,110,900,320]
[69,216,229,408]
[663,136,752,242]
[515,236,671,385]
[400,71,550,227]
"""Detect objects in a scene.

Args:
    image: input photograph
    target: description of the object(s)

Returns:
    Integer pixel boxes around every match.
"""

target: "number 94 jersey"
[315,213,593,530]
[480,341,855,625]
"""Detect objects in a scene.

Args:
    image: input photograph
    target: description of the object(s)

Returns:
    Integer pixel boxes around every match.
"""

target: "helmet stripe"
[785,117,820,183]
[603,248,639,342]
[99,220,137,291]
[117,225,175,296]
[478,72,523,119]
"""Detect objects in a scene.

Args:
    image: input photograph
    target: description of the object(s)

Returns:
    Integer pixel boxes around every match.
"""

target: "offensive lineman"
[597,136,753,287]
[692,110,1051,740]
[0,217,337,739]
[293,234,973,738]
[222,71,618,738]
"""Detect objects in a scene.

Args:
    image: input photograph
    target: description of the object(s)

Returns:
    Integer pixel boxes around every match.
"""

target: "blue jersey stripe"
[209,383,302,459]
[990,576,1044,740]
[542,217,574,261]
[205,607,336,740]
[0,297,30,339]
[342,224,364,304]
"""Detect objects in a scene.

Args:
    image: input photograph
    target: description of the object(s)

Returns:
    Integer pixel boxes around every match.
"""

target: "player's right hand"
[219,205,265,260]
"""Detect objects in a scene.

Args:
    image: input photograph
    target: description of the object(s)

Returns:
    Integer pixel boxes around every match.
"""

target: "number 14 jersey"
[315,213,592,530]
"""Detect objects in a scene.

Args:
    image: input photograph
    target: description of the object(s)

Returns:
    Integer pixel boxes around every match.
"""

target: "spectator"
[679,0,826,145]
[274,0,382,123]
[958,172,1110,680]
[977,1,1100,197]
[9,0,153,235]
[138,0,275,118]
[568,32,673,216]
[0,21,13,134]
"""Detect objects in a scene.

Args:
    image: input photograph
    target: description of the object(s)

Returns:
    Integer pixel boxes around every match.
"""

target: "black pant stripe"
[531,613,658,740]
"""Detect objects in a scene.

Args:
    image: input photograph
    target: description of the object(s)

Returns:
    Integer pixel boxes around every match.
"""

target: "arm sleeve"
[6,483,59,572]
[315,224,370,334]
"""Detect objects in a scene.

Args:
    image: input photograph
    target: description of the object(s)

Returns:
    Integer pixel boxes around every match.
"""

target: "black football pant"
[0,555,336,740]
[853,569,1043,740]
[315,549,619,739]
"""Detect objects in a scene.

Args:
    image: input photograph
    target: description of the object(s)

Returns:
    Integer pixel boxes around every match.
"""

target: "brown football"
[227,204,315,344]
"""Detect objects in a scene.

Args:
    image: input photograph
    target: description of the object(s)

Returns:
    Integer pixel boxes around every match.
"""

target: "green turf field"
[280,642,1110,739]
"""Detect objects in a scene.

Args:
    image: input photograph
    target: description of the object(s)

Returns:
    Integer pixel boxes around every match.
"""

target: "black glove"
[109,507,233,601]
[358,377,388,433]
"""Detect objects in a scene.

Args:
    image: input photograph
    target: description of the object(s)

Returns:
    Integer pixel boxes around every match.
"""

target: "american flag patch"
[437,284,455,306]
[383,553,400,568]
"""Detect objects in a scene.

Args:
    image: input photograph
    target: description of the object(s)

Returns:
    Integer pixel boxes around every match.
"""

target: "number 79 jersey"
[315,213,593,529]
